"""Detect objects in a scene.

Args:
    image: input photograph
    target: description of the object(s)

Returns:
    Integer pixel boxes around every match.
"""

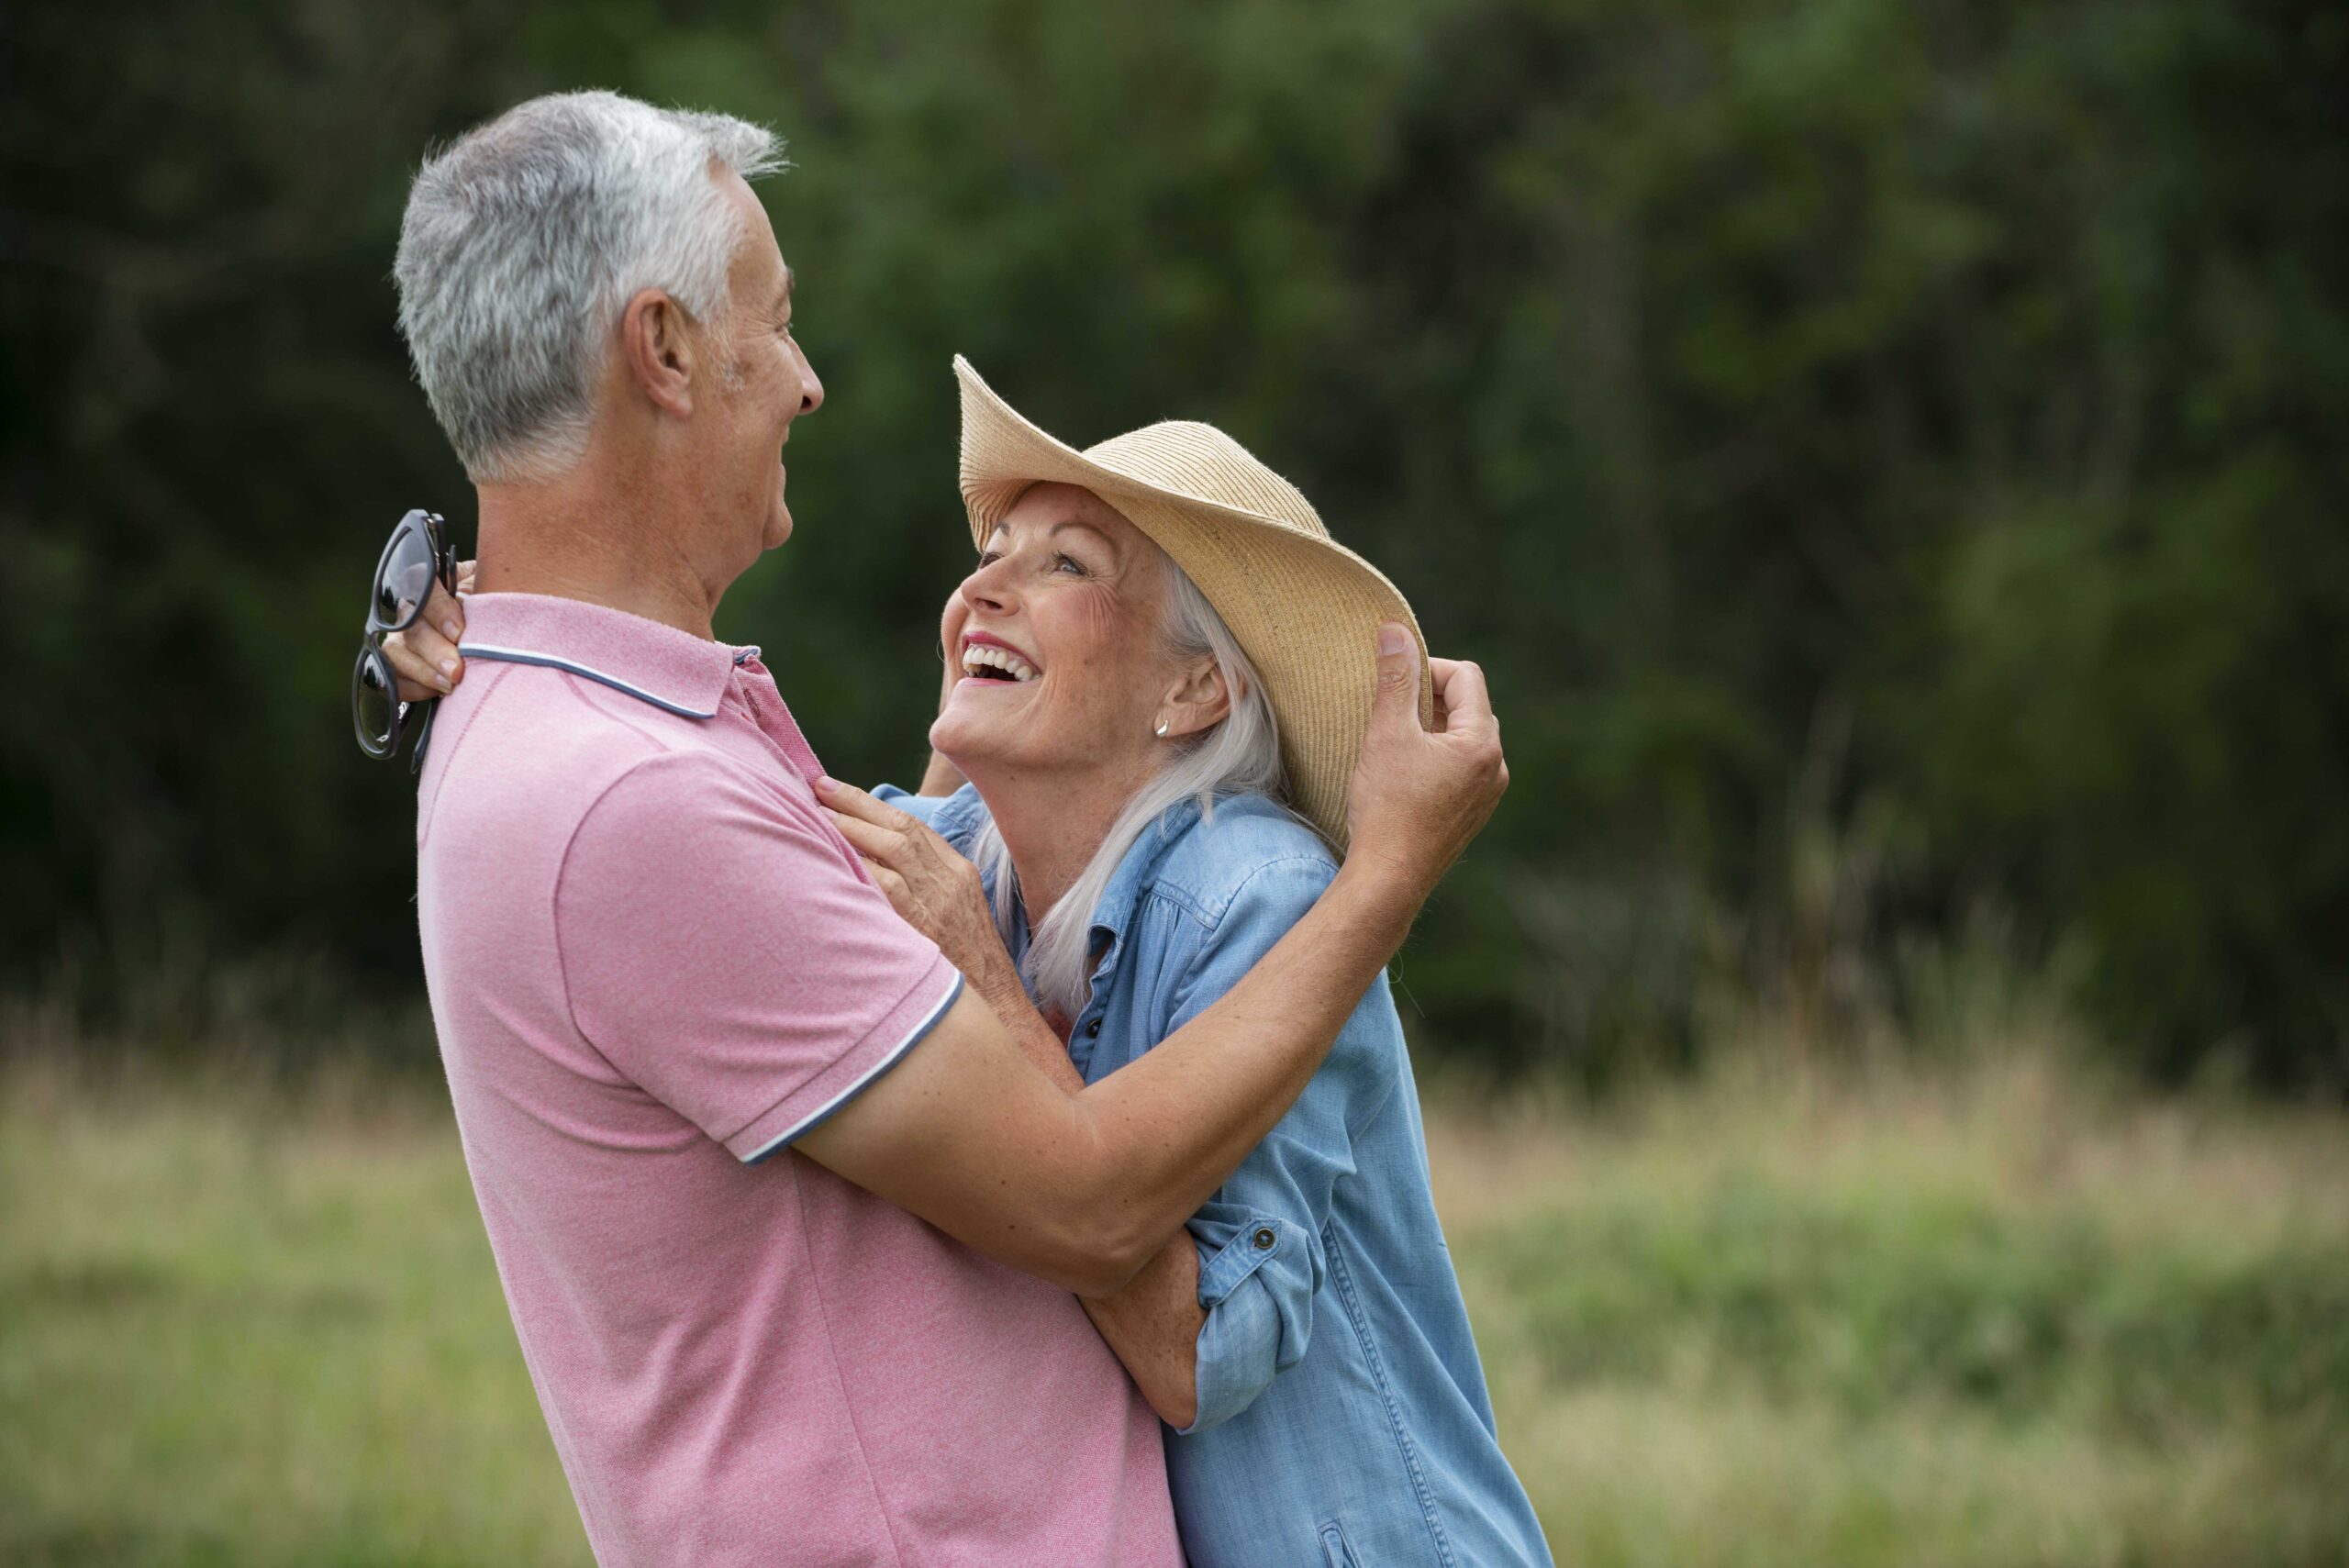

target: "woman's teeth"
[962,644,1040,683]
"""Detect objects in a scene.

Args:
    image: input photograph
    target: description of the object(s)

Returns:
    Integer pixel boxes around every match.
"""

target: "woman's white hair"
[394,90,785,483]
[971,543,1293,1021]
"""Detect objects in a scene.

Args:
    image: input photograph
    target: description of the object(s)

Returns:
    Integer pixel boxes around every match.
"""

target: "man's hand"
[1342,624,1508,906]
[381,559,477,700]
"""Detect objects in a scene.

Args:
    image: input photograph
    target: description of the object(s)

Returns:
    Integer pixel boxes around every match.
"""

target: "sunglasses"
[351,508,458,774]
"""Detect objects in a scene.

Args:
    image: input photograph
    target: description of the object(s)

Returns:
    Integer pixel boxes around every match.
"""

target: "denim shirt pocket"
[1319,1519,1362,1568]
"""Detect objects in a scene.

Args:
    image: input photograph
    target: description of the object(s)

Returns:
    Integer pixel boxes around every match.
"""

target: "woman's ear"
[618,286,696,418]
[1160,658,1231,740]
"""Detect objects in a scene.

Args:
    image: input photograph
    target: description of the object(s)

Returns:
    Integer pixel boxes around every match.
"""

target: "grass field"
[4,1046,2344,1567]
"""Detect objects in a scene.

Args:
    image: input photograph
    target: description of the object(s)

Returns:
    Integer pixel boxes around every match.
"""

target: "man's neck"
[964,755,1158,931]
[470,450,724,639]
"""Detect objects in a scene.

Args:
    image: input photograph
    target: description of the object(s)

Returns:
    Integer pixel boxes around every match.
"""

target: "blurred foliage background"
[6,6,2348,1562]
[5,0,2346,1089]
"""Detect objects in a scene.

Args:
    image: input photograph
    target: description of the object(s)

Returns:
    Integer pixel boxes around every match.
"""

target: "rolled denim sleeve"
[1163,853,1399,1434]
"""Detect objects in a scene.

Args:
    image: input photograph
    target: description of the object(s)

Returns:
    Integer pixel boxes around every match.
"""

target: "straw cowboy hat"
[954,355,1434,851]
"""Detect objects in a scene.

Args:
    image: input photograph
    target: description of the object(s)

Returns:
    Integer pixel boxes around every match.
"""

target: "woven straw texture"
[953,355,1431,849]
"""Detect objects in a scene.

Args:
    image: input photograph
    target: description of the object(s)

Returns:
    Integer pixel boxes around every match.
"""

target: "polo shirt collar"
[457,592,752,720]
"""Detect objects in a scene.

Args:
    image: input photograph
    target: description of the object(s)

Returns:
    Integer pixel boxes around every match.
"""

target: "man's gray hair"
[395,90,785,482]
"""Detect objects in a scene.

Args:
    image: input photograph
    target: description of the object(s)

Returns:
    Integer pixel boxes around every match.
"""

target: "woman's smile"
[930,483,1182,783]
[957,629,1042,685]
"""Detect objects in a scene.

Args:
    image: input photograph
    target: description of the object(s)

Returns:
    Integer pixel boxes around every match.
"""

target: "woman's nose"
[959,559,1016,614]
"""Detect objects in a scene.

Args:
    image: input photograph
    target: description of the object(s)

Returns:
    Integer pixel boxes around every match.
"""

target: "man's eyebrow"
[777,266,796,311]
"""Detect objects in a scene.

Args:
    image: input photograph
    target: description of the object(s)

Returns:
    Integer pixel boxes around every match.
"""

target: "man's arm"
[944,919,1206,1425]
[793,862,1403,1295]
[1052,854,1384,1432]
[797,628,1504,1297]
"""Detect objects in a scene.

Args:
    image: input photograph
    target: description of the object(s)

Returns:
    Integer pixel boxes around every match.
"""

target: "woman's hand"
[1342,626,1508,901]
[382,559,478,700]
[818,778,1016,1000]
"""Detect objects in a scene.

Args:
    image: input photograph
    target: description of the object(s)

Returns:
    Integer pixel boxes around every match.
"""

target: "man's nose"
[796,345,824,415]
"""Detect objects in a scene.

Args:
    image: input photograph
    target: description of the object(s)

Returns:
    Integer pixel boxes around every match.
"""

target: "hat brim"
[952,355,1433,850]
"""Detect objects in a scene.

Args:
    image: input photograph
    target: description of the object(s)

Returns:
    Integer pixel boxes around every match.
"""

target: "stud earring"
[1154,718,1170,738]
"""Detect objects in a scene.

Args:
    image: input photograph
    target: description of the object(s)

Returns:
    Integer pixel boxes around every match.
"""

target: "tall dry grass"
[4,1012,2343,1565]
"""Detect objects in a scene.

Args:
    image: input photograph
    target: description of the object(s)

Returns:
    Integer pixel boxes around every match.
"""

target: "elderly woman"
[388,359,1553,1568]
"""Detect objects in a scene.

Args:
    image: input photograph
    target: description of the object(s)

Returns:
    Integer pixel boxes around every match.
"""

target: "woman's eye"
[975,551,1002,569]
[1053,553,1086,575]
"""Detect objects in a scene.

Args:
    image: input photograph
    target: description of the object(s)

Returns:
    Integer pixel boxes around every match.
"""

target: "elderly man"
[388,91,1507,1566]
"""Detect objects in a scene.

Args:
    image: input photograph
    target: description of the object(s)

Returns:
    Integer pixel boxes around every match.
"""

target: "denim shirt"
[875,783,1554,1568]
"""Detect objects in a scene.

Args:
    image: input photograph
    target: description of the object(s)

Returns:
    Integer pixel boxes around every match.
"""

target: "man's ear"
[618,286,696,418]
[1161,658,1233,739]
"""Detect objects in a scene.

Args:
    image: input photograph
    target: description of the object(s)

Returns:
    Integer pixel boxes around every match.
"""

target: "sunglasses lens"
[375,523,438,629]
[353,647,397,756]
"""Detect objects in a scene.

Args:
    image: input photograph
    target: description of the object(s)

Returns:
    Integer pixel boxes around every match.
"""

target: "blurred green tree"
[2,0,2341,1084]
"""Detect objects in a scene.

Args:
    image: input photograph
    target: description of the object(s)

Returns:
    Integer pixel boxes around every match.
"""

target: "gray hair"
[395,90,786,482]
[972,550,1293,1021]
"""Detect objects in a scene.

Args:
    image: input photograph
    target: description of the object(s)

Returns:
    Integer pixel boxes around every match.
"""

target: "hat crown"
[954,354,1428,850]
[1082,421,1330,541]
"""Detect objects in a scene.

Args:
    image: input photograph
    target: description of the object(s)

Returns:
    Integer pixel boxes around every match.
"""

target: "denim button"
[1085,1018,1101,1037]
[1253,1227,1276,1251]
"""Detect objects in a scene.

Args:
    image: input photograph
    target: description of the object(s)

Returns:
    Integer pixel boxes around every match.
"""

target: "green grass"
[1436,1053,2349,1568]
[0,1067,583,1567]
[4,1050,2344,1566]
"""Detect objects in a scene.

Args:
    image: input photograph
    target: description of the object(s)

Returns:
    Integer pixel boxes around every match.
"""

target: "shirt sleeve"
[1158,854,1403,1435]
[557,752,964,1162]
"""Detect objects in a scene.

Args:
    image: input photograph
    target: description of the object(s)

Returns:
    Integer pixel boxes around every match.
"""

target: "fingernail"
[1377,624,1408,656]
[439,657,459,678]
[434,673,452,693]
[816,774,842,793]
[442,618,462,640]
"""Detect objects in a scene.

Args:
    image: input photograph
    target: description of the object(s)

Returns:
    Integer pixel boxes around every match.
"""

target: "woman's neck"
[966,755,1155,929]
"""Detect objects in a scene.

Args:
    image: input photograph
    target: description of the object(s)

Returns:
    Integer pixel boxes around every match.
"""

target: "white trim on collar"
[461,644,721,720]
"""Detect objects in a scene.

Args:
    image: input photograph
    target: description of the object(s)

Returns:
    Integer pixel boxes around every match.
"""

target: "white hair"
[394,90,786,482]
[972,549,1295,1021]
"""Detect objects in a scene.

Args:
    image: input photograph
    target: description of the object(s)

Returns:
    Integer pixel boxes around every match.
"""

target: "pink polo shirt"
[415,593,1178,1568]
